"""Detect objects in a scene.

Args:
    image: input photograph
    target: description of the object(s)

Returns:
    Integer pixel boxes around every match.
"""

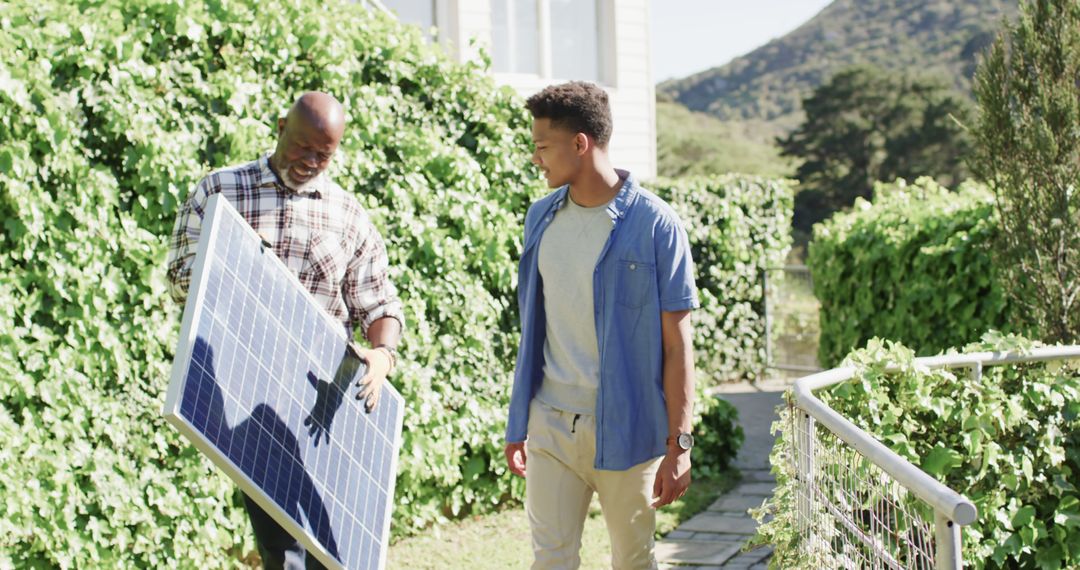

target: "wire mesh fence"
[791,409,938,569]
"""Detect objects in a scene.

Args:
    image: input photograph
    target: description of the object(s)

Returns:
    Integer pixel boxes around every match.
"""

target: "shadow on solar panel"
[164,194,405,570]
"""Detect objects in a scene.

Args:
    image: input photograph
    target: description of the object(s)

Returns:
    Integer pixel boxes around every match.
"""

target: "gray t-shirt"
[535,195,614,415]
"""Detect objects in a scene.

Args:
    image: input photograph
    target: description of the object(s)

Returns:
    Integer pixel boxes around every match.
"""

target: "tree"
[781,65,973,236]
[970,0,1080,343]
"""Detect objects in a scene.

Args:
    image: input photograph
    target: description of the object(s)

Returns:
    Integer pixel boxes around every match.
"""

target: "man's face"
[531,118,583,189]
[274,116,342,192]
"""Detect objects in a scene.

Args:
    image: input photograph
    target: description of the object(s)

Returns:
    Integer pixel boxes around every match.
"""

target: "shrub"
[691,397,744,478]
[809,178,1016,368]
[752,333,1080,568]
[0,0,779,565]
[0,0,537,565]
[651,175,794,382]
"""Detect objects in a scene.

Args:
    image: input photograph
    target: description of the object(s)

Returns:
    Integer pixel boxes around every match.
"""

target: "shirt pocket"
[301,234,349,291]
[615,259,656,309]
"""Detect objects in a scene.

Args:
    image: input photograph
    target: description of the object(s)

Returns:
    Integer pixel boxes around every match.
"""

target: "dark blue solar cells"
[166,195,403,570]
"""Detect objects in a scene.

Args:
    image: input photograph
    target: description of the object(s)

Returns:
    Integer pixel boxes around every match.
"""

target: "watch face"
[678,433,694,450]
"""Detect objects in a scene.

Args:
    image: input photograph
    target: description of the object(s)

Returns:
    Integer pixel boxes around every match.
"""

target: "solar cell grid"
[164,194,403,570]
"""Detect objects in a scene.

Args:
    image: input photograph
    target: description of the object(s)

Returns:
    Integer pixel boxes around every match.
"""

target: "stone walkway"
[656,379,791,568]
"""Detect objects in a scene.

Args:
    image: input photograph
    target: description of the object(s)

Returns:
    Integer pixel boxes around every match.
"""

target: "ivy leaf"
[921,445,962,477]
[1012,505,1036,529]
[1035,544,1064,570]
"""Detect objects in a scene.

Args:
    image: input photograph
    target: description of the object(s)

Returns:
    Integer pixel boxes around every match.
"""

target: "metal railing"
[789,346,1080,569]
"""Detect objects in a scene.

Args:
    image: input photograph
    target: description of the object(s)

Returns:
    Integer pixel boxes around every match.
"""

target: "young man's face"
[531,118,583,189]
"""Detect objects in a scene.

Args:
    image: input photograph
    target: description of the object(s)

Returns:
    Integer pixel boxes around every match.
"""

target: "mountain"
[658,0,1018,135]
[655,101,794,178]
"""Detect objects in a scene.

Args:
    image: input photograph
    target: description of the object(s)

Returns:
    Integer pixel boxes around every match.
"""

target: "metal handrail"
[791,345,1080,568]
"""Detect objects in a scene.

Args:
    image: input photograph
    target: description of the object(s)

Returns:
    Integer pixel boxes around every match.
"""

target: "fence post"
[796,409,816,551]
[935,511,962,569]
[762,267,773,378]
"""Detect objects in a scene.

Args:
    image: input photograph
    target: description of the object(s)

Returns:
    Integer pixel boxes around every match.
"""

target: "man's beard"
[279,164,322,194]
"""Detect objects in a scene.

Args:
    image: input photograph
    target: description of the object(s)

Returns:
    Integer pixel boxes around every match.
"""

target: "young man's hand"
[505,442,527,477]
[651,449,691,508]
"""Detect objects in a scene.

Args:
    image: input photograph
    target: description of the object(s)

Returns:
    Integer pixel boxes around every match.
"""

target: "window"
[378,0,452,44]
[490,0,609,84]
[549,0,600,82]
[381,0,436,31]
[491,0,540,75]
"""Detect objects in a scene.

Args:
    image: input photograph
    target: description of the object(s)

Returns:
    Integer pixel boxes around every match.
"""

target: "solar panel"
[163,193,404,570]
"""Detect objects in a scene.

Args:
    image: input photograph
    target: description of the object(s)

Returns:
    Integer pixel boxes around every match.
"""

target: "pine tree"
[781,65,972,236]
[971,0,1080,343]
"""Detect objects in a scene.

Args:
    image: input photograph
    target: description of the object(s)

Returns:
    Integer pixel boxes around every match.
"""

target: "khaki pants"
[525,399,662,570]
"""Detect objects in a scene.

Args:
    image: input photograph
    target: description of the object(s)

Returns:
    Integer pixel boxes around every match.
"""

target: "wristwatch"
[373,344,398,372]
[667,432,694,451]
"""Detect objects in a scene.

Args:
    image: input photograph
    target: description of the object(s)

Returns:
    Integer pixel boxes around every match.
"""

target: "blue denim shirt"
[505,170,698,470]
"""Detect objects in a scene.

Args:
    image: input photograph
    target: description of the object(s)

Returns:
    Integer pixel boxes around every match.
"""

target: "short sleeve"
[654,215,699,313]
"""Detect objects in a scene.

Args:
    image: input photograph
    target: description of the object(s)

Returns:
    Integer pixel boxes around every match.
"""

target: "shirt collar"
[259,152,324,197]
[550,168,636,221]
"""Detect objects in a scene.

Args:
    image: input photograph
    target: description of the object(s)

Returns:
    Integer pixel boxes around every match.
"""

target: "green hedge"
[652,175,794,382]
[0,1,779,566]
[752,333,1080,568]
[809,178,1016,368]
[0,0,538,565]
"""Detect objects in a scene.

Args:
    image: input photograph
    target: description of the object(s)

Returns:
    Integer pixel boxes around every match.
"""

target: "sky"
[652,0,834,82]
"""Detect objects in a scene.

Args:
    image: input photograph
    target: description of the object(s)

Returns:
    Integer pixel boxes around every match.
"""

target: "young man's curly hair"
[525,81,613,148]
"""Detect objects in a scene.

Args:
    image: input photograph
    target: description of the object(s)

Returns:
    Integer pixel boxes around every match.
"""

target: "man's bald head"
[286,92,345,141]
[271,92,346,193]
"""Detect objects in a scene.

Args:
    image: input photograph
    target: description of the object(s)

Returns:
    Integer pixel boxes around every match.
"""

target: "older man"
[166,92,404,569]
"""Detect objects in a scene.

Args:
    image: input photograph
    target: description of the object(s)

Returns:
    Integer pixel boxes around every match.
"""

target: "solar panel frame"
[163,193,404,570]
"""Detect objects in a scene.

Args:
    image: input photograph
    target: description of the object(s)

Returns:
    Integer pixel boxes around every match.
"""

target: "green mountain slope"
[655,101,794,177]
[658,0,1017,132]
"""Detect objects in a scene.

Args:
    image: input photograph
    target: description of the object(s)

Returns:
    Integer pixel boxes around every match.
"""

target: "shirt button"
[629,264,636,270]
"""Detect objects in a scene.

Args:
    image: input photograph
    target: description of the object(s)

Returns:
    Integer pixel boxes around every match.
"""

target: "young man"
[166,92,404,569]
[504,81,698,569]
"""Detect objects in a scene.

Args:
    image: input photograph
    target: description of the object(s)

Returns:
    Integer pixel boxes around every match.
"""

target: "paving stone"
[656,389,789,568]
[740,469,776,483]
[665,529,697,540]
[654,540,745,565]
[708,494,768,513]
[735,482,776,496]
[678,512,760,535]
[725,554,766,566]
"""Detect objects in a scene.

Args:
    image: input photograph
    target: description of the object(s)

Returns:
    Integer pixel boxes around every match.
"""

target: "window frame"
[490,0,615,87]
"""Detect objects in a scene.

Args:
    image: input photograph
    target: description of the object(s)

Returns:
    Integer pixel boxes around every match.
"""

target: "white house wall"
[447,0,656,179]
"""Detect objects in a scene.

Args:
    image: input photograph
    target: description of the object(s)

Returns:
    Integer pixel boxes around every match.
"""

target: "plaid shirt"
[166,152,405,337]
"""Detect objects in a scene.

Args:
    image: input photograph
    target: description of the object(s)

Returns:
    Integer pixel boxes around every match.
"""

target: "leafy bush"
[0,0,783,566]
[753,333,1080,568]
[1,0,537,565]
[809,178,1016,368]
[691,397,744,478]
[652,175,794,382]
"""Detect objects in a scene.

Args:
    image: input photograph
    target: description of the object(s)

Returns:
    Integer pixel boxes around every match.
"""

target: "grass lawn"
[387,470,740,569]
